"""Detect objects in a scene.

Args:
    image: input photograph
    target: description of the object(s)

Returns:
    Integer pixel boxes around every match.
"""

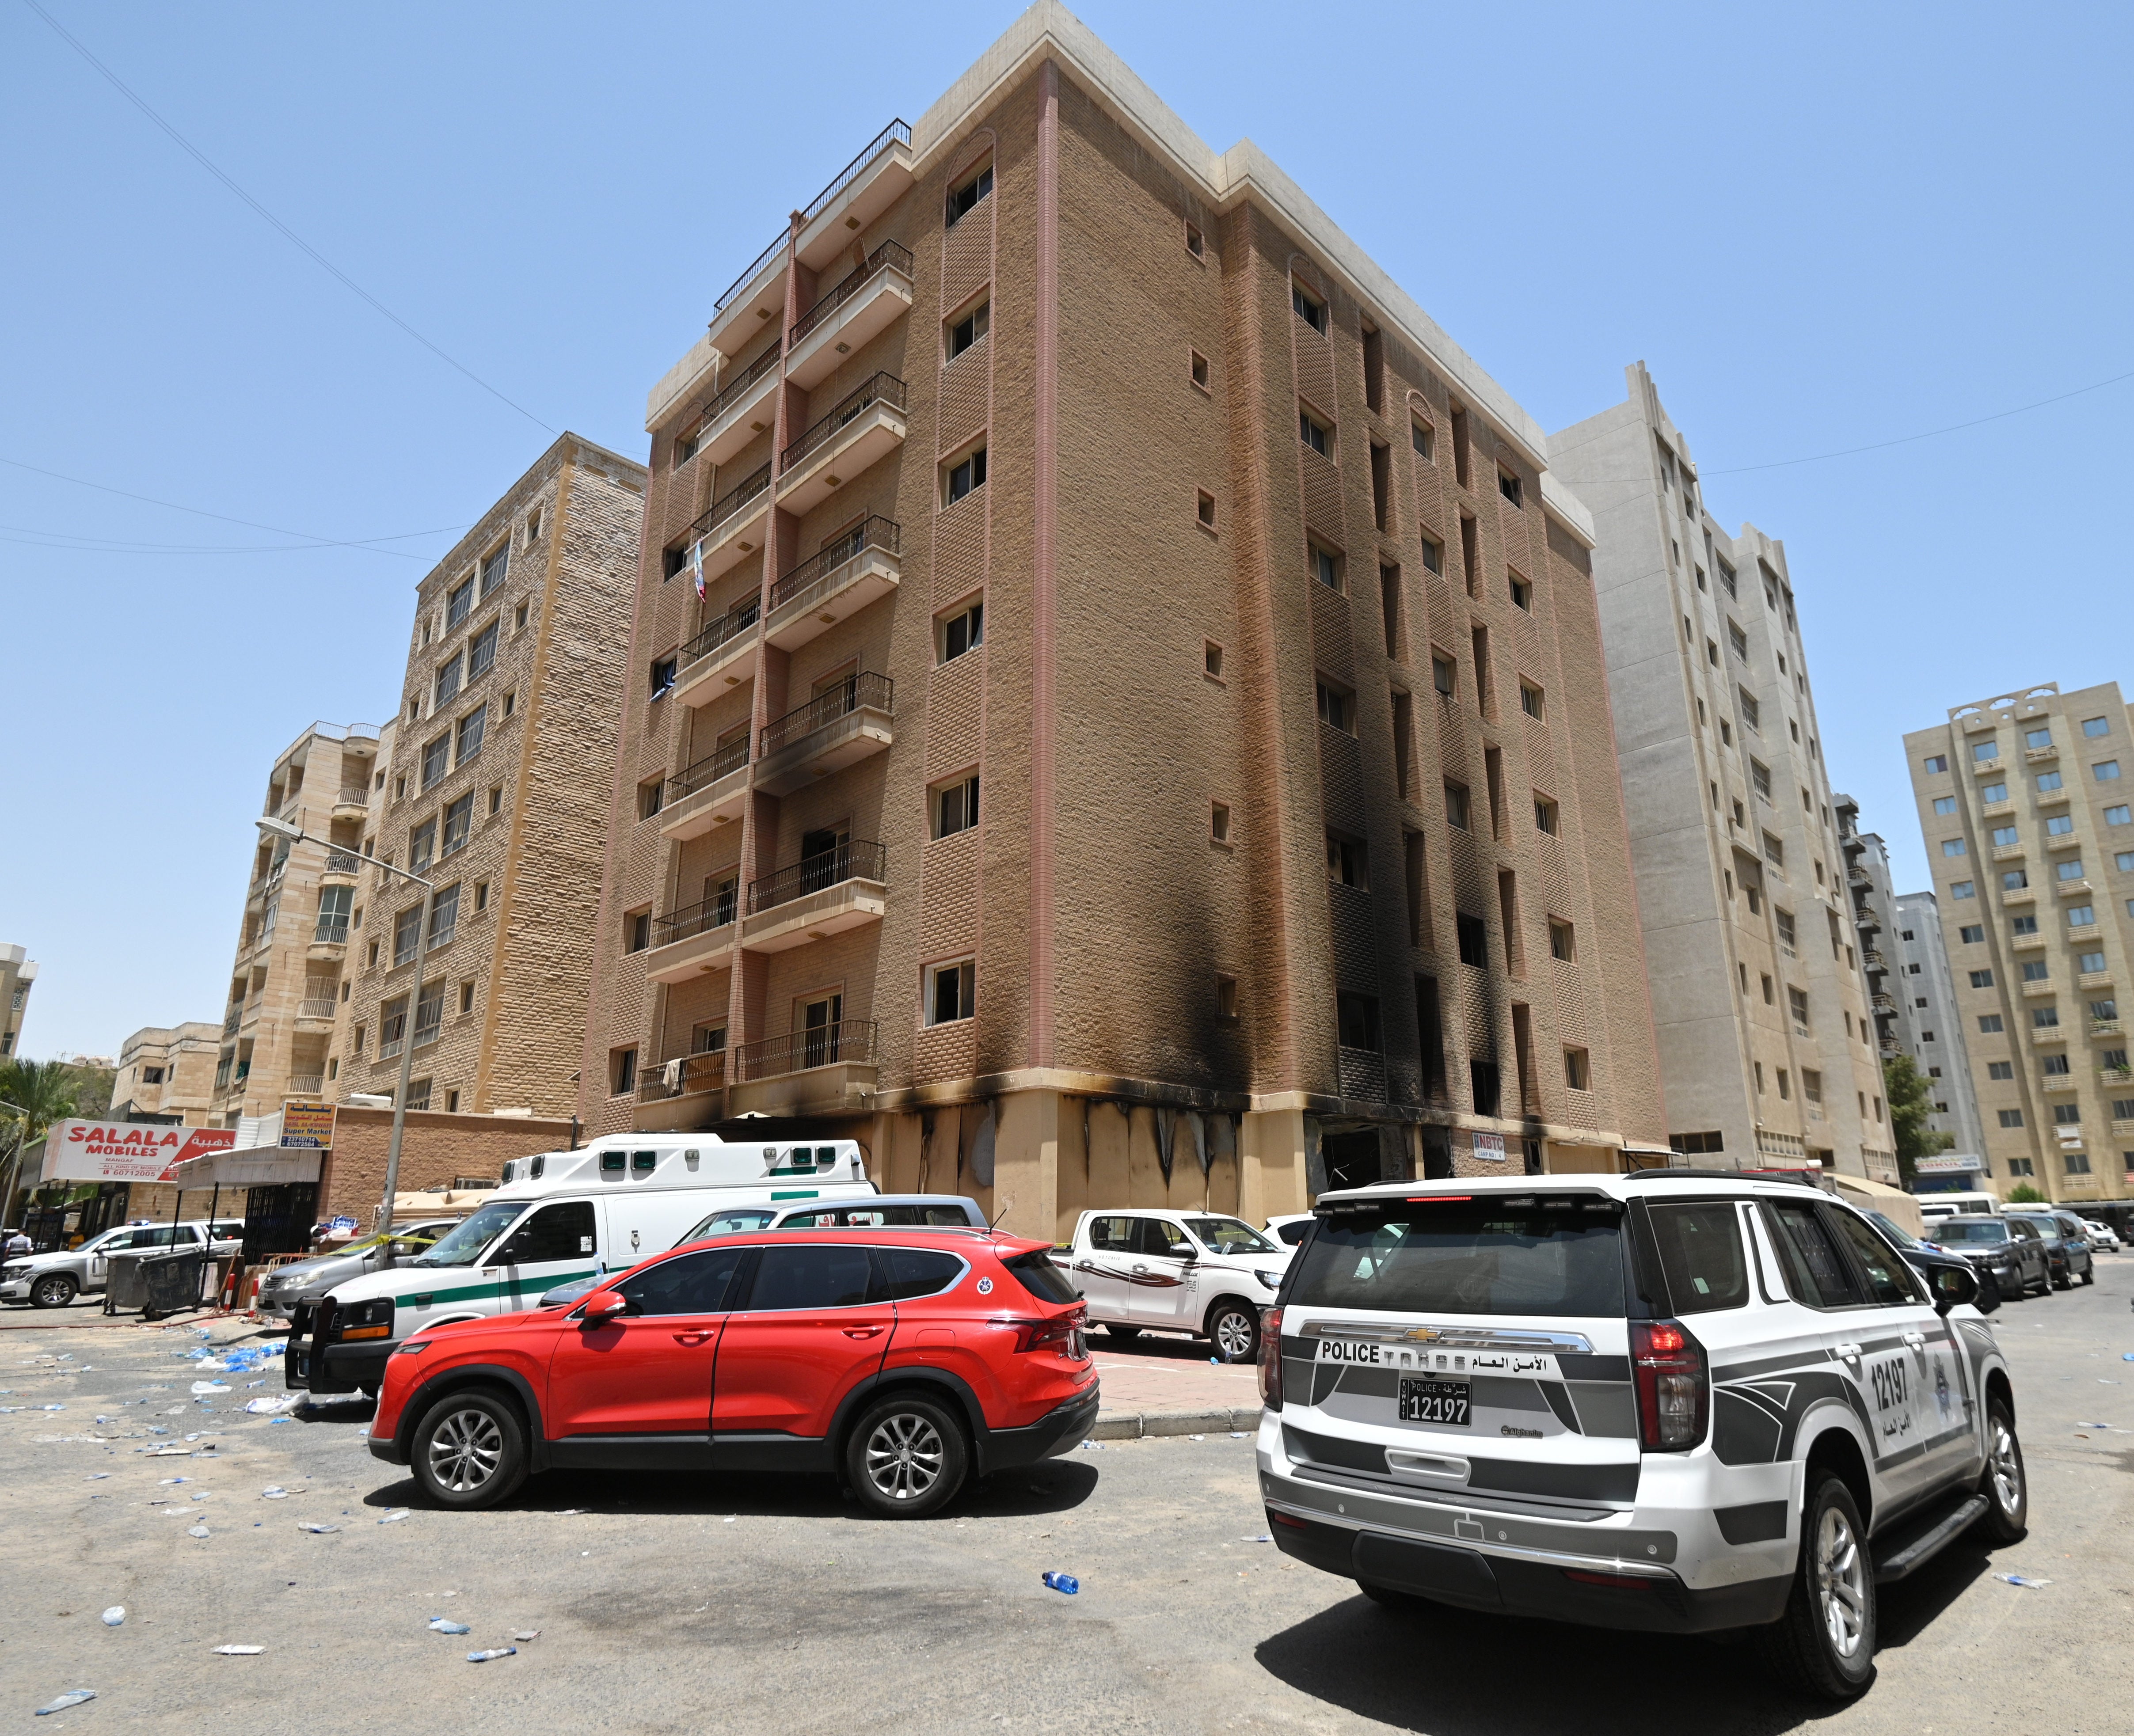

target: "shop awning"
[164,1144,323,1189]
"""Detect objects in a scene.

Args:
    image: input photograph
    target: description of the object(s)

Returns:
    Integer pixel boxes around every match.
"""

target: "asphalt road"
[2,1260,2131,1735]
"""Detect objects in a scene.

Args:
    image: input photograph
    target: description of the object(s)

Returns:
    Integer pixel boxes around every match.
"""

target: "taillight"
[1630,1319,1707,1451]
[1010,1307,1086,1356]
[1259,1307,1283,1409]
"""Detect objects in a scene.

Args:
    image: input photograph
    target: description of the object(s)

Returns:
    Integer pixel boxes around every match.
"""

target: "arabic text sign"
[42,1121,237,1184]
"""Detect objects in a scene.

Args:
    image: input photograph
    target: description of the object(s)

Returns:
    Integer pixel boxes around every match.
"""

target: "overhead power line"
[24,0,555,436]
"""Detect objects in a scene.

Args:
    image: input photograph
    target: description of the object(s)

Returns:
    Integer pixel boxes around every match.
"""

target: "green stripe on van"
[391,1269,599,1312]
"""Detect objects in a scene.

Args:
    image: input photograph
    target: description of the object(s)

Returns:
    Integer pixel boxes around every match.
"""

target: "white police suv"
[1258,1170,2025,1701]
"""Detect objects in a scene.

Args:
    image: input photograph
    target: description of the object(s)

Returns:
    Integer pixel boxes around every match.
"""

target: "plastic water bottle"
[466,1647,517,1663]
[1040,1571,1079,1595]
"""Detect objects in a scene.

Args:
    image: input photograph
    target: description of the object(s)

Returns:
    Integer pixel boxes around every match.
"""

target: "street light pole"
[256,817,433,1270]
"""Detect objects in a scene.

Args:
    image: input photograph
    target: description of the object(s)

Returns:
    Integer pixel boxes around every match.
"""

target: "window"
[1563,1047,1589,1090]
[2004,868,2029,889]
[1316,679,1353,733]
[1216,973,1239,1020]
[479,543,509,600]
[1776,907,1797,951]
[650,657,677,701]
[1456,912,1487,967]
[1189,349,1210,391]
[2109,806,2133,826]
[1519,680,1543,721]
[1988,826,2017,847]
[1508,572,1531,611]
[1763,830,1785,868]
[1933,796,1957,815]
[2119,851,2134,870]
[2084,716,2112,738]
[1431,653,1457,699]
[1738,690,1760,732]
[2054,1103,2083,1126]
[514,600,529,633]
[1727,621,1749,661]
[2094,997,2120,1021]
[1325,831,1367,889]
[1765,1200,1864,1309]
[421,732,449,791]
[434,654,463,708]
[1670,1131,1725,1156]
[1203,639,1224,681]
[487,786,502,817]
[1444,780,1470,831]
[1970,969,1996,988]
[391,904,422,967]
[1981,782,2008,802]
[1760,973,1775,1005]
[2037,771,2064,793]
[1978,1014,2003,1033]
[1951,880,1975,898]
[1788,986,1811,1033]
[1420,534,1443,576]
[936,598,983,663]
[1923,754,1948,773]
[1494,468,1522,508]
[609,1047,639,1096]
[927,958,976,1026]
[2071,904,2097,926]
[1290,281,1327,333]
[1751,759,1773,802]
[2033,1006,2060,1028]
[1533,794,1559,836]
[932,773,980,840]
[1336,992,1381,1050]
[946,161,993,226]
[427,885,459,951]
[2026,727,2053,750]
[1548,919,1574,962]
[456,703,487,765]
[2042,1052,2072,1076]
[626,909,650,954]
[1210,802,1231,844]
[467,621,498,681]
[1299,408,1331,456]
[1959,923,1984,943]
[944,446,988,505]
[1184,220,1204,259]
[412,975,447,1045]
[472,880,487,914]
[946,299,990,360]
[441,792,473,856]
[2012,914,2039,935]
[1411,419,1434,460]
[446,577,474,629]
[1197,489,1217,530]
[637,778,665,821]
[2046,814,2076,836]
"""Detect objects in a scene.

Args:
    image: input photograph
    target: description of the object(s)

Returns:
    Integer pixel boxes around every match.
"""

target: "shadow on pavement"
[293,1395,377,1426]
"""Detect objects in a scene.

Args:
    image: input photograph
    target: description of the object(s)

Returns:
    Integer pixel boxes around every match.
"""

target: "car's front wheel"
[845,1392,968,1519]
[1206,1300,1261,1363]
[410,1390,529,1510]
[29,1273,77,1310]
[1973,1398,2027,1546]
[1757,1474,1876,1702]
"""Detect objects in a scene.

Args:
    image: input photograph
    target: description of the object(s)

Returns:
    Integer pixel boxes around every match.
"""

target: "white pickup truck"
[1055,1209,1292,1362]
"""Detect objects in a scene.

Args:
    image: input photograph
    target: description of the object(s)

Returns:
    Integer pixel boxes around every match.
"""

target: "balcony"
[2022,979,2055,997]
[2079,969,2114,989]
[222,1007,241,1037]
[2093,1020,2123,1037]
[2024,744,2058,764]
[672,597,761,709]
[2002,887,2035,906]
[677,463,772,587]
[1878,1037,1903,1060]
[1846,865,1871,888]
[677,345,783,471]
[657,737,752,842]
[2047,832,2083,853]
[635,1051,727,1132]
[2115,1119,2134,1139]
[753,672,893,796]
[643,896,739,986]
[1991,843,2025,862]
[1861,949,1887,972]
[322,850,361,882]
[1870,992,1897,1014]
[786,241,915,388]
[776,373,907,516]
[2057,878,2092,896]
[2101,1067,2134,1086]
[288,1074,324,1098]
[2042,1074,2081,1094]
[765,517,901,652]
[2012,931,2047,952]
[297,995,338,1024]
[727,1019,879,1118]
[742,841,887,953]
[1853,906,1879,931]
[334,786,370,821]
[2031,1026,2068,1046]
[1979,799,2013,818]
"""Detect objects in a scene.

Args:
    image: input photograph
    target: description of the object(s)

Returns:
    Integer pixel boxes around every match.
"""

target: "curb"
[1092,1406,1262,1440]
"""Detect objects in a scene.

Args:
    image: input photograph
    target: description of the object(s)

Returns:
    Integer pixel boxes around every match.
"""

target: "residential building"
[109,1022,223,1123]
[1551,366,1891,1181]
[1904,680,2134,1204]
[0,944,34,1056]
[1842,807,1909,1060]
[211,723,385,1122]
[1892,889,1988,1174]
[574,4,1670,1243]
[336,434,647,1118]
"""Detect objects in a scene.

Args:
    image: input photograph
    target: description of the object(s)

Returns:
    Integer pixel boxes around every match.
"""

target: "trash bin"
[140,1250,206,1321]
[104,1250,154,1314]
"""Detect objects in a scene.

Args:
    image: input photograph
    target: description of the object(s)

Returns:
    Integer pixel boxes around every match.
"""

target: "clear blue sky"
[4,0,2129,1060]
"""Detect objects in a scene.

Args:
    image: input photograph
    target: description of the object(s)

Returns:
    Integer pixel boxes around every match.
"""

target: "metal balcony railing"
[637,1051,726,1104]
[681,596,760,669]
[668,736,751,805]
[746,841,886,917]
[685,463,772,546]
[711,119,912,313]
[733,1018,878,1082]
[298,998,338,1020]
[288,1075,324,1097]
[781,373,905,473]
[654,894,738,946]
[790,240,914,346]
[681,346,784,449]
[336,785,369,806]
[314,921,350,946]
[771,517,899,614]
[759,672,892,758]
[323,850,361,874]
[714,234,789,316]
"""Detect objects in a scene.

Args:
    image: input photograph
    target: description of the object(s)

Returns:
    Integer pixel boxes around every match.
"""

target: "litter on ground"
[1041,1571,1079,1595]
[1997,1573,2053,1589]
[188,1525,210,1538]
[467,1648,518,1663]
[213,1646,264,1656]
[101,1608,124,1627]
[429,1618,471,1635]
[34,1690,96,1716]
[299,1523,340,1535]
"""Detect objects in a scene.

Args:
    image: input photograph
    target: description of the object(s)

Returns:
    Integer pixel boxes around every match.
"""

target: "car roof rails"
[1617,1167,1821,1187]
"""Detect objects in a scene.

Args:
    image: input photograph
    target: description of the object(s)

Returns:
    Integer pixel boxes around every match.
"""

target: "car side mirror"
[579,1290,630,1326]
[1931,1263,1979,1316]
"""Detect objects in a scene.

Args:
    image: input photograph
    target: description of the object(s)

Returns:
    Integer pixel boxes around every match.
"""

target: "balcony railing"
[288,1074,324,1097]
[686,463,772,545]
[668,736,751,805]
[733,1018,878,1082]
[714,233,789,316]
[782,373,905,474]
[654,895,738,947]
[681,346,784,452]
[790,240,915,346]
[771,517,901,615]
[222,1008,241,1037]
[323,850,361,874]
[747,841,886,916]
[637,1050,726,1104]
[314,921,350,946]
[298,997,338,1020]
[336,785,369,807]
[760,672,893,758]
[681,596,760,669]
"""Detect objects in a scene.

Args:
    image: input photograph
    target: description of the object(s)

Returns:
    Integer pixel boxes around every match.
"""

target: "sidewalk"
[1088,1330,1263,1439]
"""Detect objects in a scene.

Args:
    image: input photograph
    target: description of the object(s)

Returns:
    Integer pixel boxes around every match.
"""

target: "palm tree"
[0,1058,82,1228]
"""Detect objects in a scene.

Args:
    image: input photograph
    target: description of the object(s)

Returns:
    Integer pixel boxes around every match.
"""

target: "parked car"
[1259,1171,2024,1702]
[1056,1209,1291,1361]
[1861,1210,2000,1314]
[367,1228,1097,1518]
[255,1220,463,1323]
[2080,1220,2122,1251]
[1930,1215,2051,1299]
[1266,1214,1315,1248]
[2008,1210,2094,1288]
[538,1195,989,1308]
[0,1220,242,1310]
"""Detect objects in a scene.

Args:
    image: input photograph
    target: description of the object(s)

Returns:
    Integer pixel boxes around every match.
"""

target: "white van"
[1918,1192,2001,1225]
[287,1133,872,1394]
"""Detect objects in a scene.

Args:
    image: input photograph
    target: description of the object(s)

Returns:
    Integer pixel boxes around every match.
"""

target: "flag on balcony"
[691,549,706,601]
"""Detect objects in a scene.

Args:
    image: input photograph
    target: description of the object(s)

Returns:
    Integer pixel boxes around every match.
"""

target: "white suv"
[1258,1172,2024,1701]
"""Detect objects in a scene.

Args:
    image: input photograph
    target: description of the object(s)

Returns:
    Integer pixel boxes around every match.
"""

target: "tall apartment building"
[1552,366,1890,1181]
[1843,808,1909,1059]
[337,434,645,1118]
[110,1022,222,1123]
[1892,889,1988,1172]
[1,944,34,1056]
[1904,680,2134,1205]
[575,4,1669,1241]
[211,722,384,1122]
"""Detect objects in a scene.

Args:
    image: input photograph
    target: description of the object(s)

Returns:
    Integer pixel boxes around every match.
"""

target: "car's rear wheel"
[2051,1264,2072,1291]
[1757,1474,1876,1701]
[1972,1398,2027,1546]
[29,1273,77,1310]
[846,1393,967,1519]
[2079,1264,2095,1286]
[1105,1324,1142,1340]
[1207,1300,1261,1363]
[411,1391,528,1510]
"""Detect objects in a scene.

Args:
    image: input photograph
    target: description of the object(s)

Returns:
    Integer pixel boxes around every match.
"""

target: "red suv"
[367,1228,1097,1519]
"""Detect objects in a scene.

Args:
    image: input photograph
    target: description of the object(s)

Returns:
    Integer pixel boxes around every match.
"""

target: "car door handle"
[1902,1332,1926,1349]
[842,1326,885,1338]
[1131,1264,1148,1273]
[672,1331,713,1346]
[1835,1342,1863,1362]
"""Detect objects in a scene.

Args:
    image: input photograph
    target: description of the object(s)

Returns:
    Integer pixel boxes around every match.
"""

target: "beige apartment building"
[110,1022,222,1122]
[1551,366,1891,1181]
[335,434,645,1117]
[1,944,34,1057]
[1905,680,2134,1205]
[575,4,1670,1241]
[211,722,385,1122]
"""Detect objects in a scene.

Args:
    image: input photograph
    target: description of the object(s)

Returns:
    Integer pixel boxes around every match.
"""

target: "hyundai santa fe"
[1258,1173,2024,1701]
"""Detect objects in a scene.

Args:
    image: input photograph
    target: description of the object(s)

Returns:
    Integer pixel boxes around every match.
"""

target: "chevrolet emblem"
[1404,1327,1442,1344]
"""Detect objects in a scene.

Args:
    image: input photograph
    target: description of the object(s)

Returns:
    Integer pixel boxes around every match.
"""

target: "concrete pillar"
[993,1089,1061,1244]
[1240,1106,1308,1222]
